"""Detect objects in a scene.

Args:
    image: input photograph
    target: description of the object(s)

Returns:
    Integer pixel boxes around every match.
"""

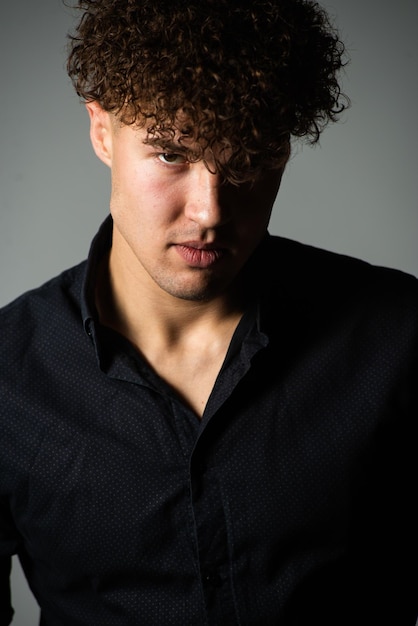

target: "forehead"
[115,111,233,164]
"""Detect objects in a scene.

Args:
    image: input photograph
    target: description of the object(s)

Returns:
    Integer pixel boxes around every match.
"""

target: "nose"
[183,164,231,229]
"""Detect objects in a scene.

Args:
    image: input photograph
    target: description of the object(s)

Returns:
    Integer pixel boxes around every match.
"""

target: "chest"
[151,350,227,418]
[3,342,405,624]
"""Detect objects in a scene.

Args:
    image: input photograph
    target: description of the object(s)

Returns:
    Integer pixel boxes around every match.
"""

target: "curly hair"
[67,0,348,183]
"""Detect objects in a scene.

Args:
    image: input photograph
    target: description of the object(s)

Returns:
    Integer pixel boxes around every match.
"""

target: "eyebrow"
[143,138,190,153]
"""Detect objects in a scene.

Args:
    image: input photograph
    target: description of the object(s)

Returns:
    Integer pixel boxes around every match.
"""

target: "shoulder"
[265,234,418,306]
[0,260,87,357]
[260,236,418,355]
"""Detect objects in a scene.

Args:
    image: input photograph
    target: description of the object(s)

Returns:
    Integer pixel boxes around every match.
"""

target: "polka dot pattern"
[0,218,417,625]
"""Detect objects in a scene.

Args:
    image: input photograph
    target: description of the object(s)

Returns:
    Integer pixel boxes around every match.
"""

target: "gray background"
[1,1,417,623]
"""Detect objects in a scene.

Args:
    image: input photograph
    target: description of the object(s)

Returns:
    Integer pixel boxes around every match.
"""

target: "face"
[87,102,285,304]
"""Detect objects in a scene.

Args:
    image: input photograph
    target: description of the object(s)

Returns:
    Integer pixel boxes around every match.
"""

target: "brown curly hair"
[67,0,348,183]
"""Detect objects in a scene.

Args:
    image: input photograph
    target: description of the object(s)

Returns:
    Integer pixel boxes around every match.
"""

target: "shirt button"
[203,571,223,588]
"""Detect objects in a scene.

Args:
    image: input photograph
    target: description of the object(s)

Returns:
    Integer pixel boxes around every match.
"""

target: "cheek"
[110,167,184,234]
[110,159,152,212]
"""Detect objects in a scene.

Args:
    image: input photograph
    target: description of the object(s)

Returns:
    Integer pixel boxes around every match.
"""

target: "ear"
[85,101,113,167]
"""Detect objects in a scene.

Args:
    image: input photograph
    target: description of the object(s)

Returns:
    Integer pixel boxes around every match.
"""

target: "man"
[0,0,417,624]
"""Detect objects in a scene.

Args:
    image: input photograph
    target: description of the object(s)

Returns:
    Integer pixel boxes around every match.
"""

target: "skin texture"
[87,102,285,308]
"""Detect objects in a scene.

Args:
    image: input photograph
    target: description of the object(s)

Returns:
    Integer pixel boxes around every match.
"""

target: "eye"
[157,152,188,165]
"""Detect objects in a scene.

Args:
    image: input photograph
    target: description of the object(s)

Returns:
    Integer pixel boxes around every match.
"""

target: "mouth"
[173,242,227,268]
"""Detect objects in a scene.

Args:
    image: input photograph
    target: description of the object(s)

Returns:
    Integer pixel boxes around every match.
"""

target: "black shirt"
[1,217,417,625]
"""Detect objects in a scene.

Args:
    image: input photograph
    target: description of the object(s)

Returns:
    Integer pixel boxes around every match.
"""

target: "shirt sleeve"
[0,558,13,626]
[0,498,20,626]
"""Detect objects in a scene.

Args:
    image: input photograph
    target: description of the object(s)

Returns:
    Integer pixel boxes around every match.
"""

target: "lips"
[174,243,226,268]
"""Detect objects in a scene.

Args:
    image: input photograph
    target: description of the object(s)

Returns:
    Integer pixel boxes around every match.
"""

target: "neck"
[95,245,246,417]
[95,245,245,354]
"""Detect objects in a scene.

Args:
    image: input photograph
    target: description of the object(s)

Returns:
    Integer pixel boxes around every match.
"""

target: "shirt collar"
[80,216,280,342]
[81,214,113,338]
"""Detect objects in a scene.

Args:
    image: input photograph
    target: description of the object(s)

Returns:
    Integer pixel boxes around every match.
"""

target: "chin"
[160,277,229,302]
[166,287,219,303]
